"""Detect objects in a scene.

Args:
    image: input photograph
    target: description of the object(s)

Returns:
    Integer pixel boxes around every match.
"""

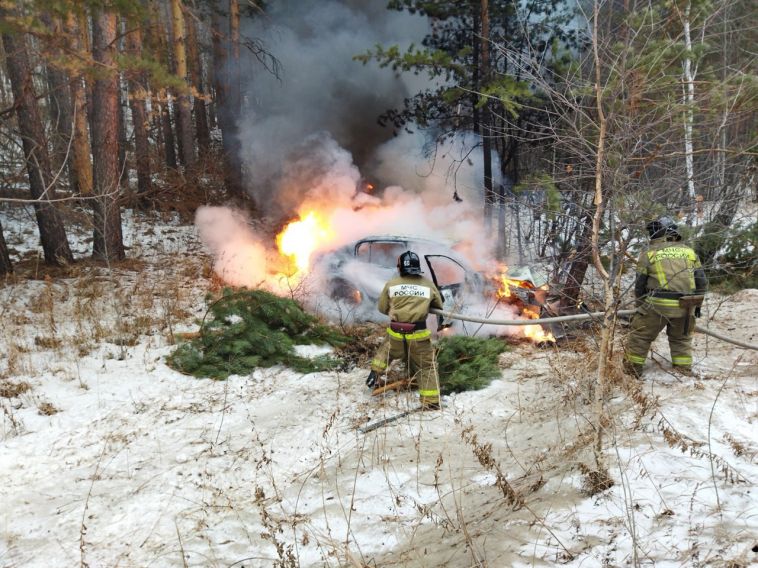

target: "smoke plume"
[238,0,429,210]
[195,1,542,337]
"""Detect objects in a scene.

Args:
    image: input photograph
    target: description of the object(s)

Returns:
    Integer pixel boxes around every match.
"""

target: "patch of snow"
[294,344,334,358]
[1,207,756,567]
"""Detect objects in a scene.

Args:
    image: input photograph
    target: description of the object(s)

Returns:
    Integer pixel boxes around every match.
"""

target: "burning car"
[312,235,483,322]
[310,235,549,332]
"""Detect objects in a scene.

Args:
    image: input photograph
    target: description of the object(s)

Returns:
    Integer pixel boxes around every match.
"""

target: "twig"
[80,435,110,568]
[175,520,189,568]
[707,356,741,514]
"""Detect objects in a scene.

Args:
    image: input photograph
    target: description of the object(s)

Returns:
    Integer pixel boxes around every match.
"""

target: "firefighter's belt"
[649,290,684,299]
[389,320,426,333]
[678,295,704,309]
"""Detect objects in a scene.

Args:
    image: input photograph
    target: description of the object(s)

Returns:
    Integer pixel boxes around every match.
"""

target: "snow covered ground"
[1,207,756,567]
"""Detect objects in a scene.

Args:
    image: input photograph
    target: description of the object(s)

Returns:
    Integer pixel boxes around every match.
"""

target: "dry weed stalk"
[617,356,750,487]
[461,425,522,508]
[80,435,110,568]
[722,433,750,459]
[1,398,24,437]
[42,275,58,337]
[254,485,298,568]
[1,341,32,378]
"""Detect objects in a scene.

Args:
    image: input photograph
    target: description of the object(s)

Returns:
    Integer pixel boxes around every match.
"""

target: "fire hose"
[359,308,756,434]
[429,308,758,350]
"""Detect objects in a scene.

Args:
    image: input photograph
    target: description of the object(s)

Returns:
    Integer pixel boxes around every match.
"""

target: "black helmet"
[397,250,422,275]
[646,216,681,240]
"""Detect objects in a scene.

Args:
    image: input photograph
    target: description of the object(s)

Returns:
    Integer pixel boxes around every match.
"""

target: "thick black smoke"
[236,0,428,214]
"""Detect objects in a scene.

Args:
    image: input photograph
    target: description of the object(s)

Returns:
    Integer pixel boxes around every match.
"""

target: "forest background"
[0,0,756,566]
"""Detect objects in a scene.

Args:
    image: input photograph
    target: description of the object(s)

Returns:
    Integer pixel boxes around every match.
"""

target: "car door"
[424,254,469,327]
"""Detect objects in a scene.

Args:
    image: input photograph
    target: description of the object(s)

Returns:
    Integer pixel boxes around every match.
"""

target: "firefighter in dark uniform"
[366,251,444,410]
[624,217,707,377]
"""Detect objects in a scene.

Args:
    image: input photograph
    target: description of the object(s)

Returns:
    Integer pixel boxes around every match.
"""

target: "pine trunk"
[0,218,13,275]
[42,14,75,192]
[211,1,245,200]
[117,79,129,190]
[125,25,152,203]
[170,0,195,169]
[91,9,125,261]
[187,15,210,152]
[68,11,93,196]
[161,93,178,170]
[480,0,493,233]
[150,3,178,170]
[1,26,74,265]
[560,225,586,310]
[229,0,241,119]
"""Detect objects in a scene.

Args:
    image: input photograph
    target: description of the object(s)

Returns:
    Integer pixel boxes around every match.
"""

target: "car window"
[356,241,406,269]
[425,255,466,287]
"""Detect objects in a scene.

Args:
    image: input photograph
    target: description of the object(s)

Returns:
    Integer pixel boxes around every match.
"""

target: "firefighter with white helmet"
[366,250,444,410]
[624,216,707,377]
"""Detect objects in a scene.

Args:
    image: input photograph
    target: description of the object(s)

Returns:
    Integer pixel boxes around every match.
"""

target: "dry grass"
[0,211,211,426]
[578,462,615,496]
[37,401,58,415]
[0,380,31,399]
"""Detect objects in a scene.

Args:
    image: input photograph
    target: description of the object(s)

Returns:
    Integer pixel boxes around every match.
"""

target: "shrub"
[167,288,349,379]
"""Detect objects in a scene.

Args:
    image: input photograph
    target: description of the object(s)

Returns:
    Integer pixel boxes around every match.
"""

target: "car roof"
[353,234,455,247]
[352,234,474,268]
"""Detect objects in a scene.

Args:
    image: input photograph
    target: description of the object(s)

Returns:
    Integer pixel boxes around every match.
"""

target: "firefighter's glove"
[694,306,701,318]
[366,370,378,388]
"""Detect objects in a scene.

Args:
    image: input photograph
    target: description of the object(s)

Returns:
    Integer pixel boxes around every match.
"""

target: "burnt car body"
[311,235,484,324]
[313,235,560,329]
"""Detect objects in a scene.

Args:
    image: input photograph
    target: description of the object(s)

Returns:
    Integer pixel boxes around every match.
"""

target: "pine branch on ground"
[167,288,349,379]
[437,336,509,394]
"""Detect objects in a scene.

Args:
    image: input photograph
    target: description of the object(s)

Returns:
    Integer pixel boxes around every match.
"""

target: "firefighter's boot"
[366,370,379,388]
[623,360,644,379]
[674,365,693,377]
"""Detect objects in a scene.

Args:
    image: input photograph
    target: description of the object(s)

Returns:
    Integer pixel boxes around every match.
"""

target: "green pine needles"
[168,289,349,379]
[436,336,508,394]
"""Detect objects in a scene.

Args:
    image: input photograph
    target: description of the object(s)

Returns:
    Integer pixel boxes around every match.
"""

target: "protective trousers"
[370,335,439,406]
[624,302,695,374]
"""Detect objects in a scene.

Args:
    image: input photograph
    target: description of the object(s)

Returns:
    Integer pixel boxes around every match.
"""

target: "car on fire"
[311,235,548,325]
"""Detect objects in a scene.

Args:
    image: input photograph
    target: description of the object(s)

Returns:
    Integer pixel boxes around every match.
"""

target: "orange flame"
[276,211,335,273]
[494,267,555,343]
[521,305,555,343]
[497,276,533,298]
[494,264,535,299]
